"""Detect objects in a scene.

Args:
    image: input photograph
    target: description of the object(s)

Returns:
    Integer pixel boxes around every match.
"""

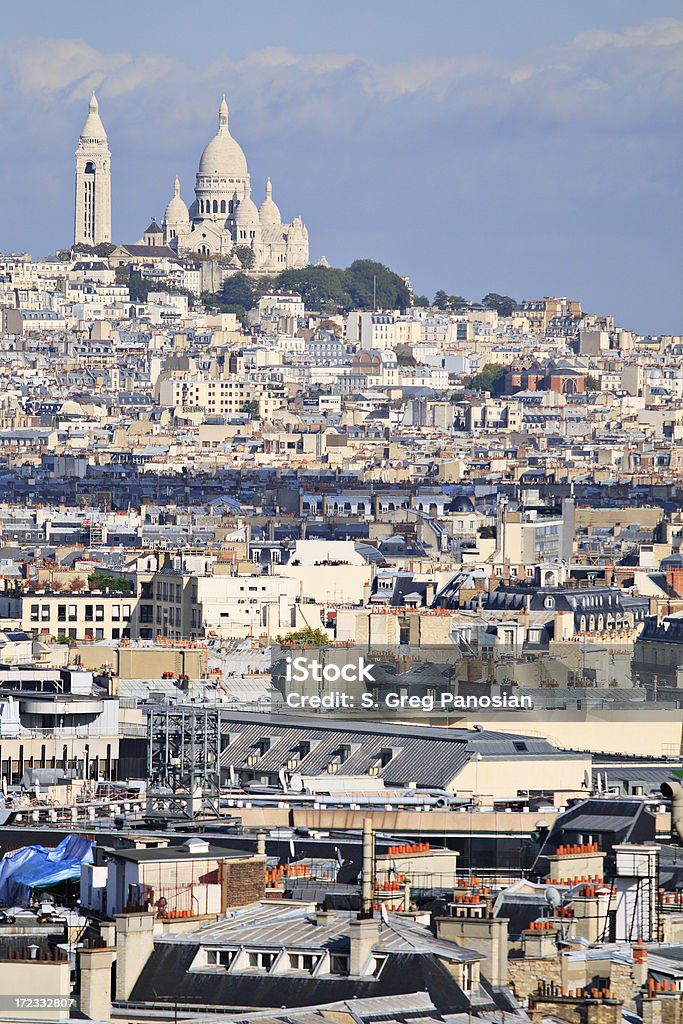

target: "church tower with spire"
[74,93,111,246]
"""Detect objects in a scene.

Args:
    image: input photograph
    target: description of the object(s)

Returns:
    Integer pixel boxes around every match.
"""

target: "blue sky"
[1,0,681,333]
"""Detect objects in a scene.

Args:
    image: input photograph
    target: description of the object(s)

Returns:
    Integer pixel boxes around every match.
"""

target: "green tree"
[343,259,410,310]
[71,242,116,258]
[413,294,430,307]
[470,362,508,396]
[276,627,331,646]
[482,292,518,318]
[241,399,261,419]
[88,573,133,595]
[434,290,450,310]
[128,274,154,303]
[584,374,600,392]
[216,272,256,311]
[448,295,467,308]
[276,266,351,312]
[233,245,255,270]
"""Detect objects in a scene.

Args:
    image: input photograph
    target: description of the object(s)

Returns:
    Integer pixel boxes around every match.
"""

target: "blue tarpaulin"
[0,834,93,906]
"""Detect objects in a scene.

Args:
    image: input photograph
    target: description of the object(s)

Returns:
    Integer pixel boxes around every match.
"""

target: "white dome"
[235,185,260,226]
[259,178,281,227]
[198,96,247,178]
[80,93,107,143]
[59,400,84,416]
[164,177,190,225]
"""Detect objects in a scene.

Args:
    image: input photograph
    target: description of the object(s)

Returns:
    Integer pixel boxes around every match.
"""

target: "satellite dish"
[545,885,561,911]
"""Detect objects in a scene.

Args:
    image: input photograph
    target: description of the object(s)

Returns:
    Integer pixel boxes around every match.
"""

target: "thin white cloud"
[0,36,180,100]
[2,18,682,125]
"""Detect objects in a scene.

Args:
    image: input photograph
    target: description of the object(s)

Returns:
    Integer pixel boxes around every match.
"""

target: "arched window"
[220,200,226,214]
[213,200,218,213]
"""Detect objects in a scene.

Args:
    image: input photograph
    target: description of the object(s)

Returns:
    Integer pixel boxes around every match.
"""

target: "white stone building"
[160,97,309,271]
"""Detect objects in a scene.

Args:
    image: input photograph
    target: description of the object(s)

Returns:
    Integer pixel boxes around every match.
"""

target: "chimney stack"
[114,912,155,1001]
[361,817,374,918]
[79,944,114,1021]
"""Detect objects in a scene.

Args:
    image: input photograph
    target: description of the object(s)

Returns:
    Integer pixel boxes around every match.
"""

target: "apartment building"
[156,375,285,418]
[132,568,298,641]
[0,591,137,641]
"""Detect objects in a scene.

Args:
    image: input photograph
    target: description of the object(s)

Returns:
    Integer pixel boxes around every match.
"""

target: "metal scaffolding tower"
[146,706,222,819]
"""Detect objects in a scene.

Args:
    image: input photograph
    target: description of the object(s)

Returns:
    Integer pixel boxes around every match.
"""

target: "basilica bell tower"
[74,92,111,246]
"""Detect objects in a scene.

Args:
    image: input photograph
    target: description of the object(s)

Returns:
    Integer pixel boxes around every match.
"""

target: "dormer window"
[330,954,349,975]
[287,739,311,769]
[246,738,271,767]
[206,949,235,968]
[544,596,555,609]
[327,745,352,774]
[288,953,318,972]
[247,951,275,970]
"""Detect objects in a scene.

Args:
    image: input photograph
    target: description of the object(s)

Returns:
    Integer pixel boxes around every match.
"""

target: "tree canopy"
[275,626,331,646]
[433,291,468,311]
[215,272,257,311]
[203,259,411,315]
[470,362,508,396]
[71,242,116,258]
[88,572,133,595]
[482,292,518,317]
[233,245,256,270]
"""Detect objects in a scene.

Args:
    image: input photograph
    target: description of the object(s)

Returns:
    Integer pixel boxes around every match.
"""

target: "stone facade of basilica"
[161,97,309,270]
[74,94,309,271]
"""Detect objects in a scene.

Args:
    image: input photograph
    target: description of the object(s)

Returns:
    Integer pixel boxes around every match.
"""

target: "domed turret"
[447,494,475,514]
[163,176,190,243]
[236,183,259,226]
[198,95,248,178]
[259,178,281,228]
[235,183,261,249]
